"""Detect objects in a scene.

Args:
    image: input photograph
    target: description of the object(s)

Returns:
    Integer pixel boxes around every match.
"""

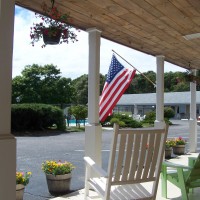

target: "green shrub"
[110,114,142,128]
[143,111,156,124]
[143,109,174,125]
[110,118,126,127]
[128,120,143,128]
[100,114,113,126]
[11,104,66,131]
[164,107,175,119]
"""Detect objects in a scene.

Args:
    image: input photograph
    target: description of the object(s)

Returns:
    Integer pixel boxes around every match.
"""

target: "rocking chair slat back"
[84,123,168,200]
[109,124,167,185]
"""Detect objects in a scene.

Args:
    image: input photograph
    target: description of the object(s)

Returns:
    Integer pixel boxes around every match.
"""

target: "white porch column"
[0,0,16,199]
[85,28,102,167]
[189,70,197,152]
[154,55,165,128]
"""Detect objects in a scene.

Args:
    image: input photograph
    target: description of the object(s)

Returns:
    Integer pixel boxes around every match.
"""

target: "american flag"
[99,54,136,122]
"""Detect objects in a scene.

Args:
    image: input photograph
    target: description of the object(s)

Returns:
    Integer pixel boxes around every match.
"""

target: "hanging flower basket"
[42,28,62,45]
[30,0,78,48]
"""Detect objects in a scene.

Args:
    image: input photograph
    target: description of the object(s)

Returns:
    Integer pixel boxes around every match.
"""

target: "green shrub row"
[143,107,175,125]
[11,104,66,131]
[102,113,143,128]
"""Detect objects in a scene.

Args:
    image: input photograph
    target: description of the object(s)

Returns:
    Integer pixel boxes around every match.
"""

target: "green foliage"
[174,137,186,145]
[71,74,106,104]
[144,107,174,125]
[165,139,175,149]
[42,160,75,175]
[143,111,156,124]
[164,118,172,125]
[126,71,156,94]
[11,104,66,131]
[12,64,75,105]
[16,172,32,186]
[68,105,87,126]
[71,75,88,104]
[110,118,126,127]
[110,114,142,128]
[164,107,175,118]
[172,82,190,92]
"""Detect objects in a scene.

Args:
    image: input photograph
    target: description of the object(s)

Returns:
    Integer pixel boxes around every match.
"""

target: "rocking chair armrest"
[162,161,192,170]
[84,157,108,178]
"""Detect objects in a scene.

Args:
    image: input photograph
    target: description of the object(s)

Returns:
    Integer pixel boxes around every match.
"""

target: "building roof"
[117,91,200,106]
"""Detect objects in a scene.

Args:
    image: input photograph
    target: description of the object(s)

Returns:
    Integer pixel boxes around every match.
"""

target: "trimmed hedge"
[105,113,142,128]
[11,104,66,131]
[113,114,143,128]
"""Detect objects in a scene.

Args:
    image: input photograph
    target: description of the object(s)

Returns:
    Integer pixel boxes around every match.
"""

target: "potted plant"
[42,160,75,196]
[165,139,175,159]
[30,0,78,47]
[16,171,32,200]
[172,136,186,155]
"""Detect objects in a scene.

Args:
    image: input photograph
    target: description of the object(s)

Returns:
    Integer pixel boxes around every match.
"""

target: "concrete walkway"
[51,153,200,200]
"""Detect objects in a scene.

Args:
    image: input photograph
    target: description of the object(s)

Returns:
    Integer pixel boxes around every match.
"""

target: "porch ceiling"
[15,0,200,70]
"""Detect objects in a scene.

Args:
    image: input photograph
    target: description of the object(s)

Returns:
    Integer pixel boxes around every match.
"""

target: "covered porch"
[51,154,200,200]
[1,0,200,199]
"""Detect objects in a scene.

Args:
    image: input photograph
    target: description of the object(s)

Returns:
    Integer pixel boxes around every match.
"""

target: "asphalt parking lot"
[16,120,200,200]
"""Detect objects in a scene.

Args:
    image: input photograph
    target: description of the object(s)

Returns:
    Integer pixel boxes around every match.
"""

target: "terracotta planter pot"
[45,173,72,196]
[173,145,185,155]
[16,184,25,200]
[165,147,172,159]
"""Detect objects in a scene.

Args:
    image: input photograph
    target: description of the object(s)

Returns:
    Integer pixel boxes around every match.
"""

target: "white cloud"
[13,6,186,80]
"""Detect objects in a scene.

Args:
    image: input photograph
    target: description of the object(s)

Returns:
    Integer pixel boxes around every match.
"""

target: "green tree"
[126,71,156,94]
[72,74,106,104]
[68,105,88,126]
[72,74,88,104]
[12,64,75,106]
[172,82,190,92]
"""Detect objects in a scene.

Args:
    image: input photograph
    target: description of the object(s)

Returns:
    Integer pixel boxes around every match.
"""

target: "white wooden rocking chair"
[84,123,168,200]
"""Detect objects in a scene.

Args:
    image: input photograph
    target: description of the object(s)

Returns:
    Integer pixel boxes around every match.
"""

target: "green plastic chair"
[161,153,200,200]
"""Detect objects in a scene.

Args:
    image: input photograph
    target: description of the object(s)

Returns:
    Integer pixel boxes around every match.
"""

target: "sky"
[13,6,186,80]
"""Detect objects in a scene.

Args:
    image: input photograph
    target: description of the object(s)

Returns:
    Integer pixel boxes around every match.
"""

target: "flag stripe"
[99,54,136,122]
[100,70,136,121]
[99,69,128,109]
[100,70,135,116]
[99,69,131,115]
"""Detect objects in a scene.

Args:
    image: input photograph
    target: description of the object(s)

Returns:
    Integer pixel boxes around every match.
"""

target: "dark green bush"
[164,107,175,119]
[143,111,156,124]
[110,114,142,128]
[110,118,126,127]
[11,104,66,131]
[100,114,113,126]
[143,108,174,125]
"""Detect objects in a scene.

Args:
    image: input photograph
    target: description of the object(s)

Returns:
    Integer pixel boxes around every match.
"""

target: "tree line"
[12,64,199,106]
